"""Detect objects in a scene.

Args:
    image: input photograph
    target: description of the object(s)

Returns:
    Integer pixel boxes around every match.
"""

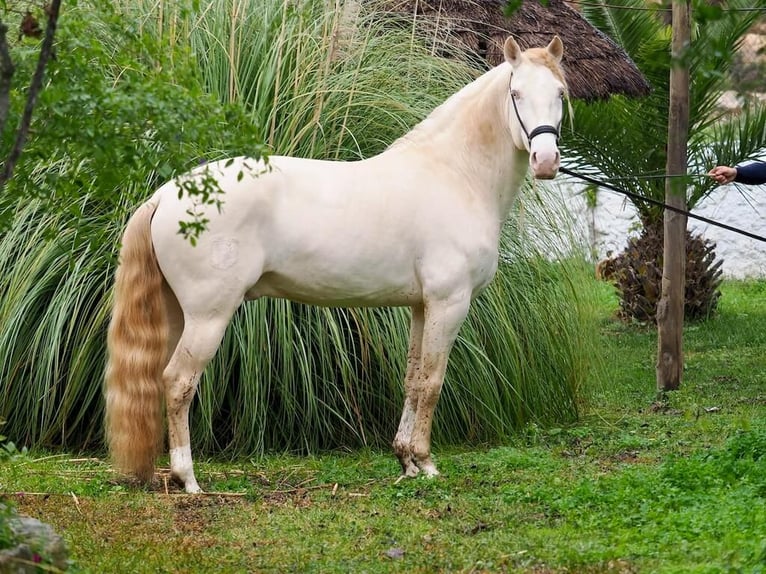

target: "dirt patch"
[261,487,315,508]
[172,495,246,535]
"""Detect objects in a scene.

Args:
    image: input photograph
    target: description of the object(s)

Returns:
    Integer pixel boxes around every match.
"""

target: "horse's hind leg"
[393,304,424,477]
[163,312,234,493]
[162,279,184,364]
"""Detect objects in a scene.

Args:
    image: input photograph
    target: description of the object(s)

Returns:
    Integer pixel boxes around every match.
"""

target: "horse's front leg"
[393,305,425,477]
[409,294,471,477]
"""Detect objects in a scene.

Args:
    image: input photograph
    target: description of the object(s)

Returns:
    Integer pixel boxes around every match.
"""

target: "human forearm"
[734,161,766,185]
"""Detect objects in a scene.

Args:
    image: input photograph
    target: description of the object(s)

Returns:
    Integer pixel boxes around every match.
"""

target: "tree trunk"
[656,0,691,394]
[0,0,62,190]
[0,20,15,138]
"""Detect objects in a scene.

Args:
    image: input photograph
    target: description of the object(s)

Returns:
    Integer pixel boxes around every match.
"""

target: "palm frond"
[567,0,764,221]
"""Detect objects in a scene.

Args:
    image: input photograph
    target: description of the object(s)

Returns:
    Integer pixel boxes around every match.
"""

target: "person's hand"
[708,165,737,185]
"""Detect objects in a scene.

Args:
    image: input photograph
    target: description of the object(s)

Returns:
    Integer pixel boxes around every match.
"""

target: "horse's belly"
[249,263,422,307]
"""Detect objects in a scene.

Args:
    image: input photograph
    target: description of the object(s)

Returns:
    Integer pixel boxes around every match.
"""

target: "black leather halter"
[509,74,561,145]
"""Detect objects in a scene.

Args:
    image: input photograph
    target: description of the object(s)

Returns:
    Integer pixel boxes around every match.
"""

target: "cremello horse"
[105,36,568,493]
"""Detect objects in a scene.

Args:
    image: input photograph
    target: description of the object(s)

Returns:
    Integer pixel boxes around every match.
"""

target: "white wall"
[550,178,766,279]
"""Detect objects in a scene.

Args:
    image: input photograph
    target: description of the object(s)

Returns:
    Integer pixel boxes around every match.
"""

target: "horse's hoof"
[185,482,203,494]
[418,460,440,477]
[404,463,420,478]
[171,472,203,494]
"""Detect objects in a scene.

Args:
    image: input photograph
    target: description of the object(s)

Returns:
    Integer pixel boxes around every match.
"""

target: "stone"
[0,513,68,573]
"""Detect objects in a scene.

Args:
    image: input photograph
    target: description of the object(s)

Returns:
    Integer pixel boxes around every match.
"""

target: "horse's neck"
[388,65,528,219]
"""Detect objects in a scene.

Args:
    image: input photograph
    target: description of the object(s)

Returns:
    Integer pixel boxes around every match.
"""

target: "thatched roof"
[376,0,651,100]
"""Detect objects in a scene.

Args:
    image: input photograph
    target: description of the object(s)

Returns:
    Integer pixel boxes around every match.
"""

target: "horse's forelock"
[524,48,567,88]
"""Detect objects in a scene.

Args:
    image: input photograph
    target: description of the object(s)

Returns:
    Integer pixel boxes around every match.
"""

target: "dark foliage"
[600,221,723,322]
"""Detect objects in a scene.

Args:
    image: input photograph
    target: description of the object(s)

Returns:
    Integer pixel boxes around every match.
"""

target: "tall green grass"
[0,193,598,455]
[117,0,477,159]
[0,204,113,449]
[194,195,600,456]
[0,0,601,455]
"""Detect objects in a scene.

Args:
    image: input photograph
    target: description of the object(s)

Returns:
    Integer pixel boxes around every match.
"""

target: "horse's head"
[504,36,567,180]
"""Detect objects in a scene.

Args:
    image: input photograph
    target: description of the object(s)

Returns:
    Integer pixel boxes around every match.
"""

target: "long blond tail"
[105,199,167,483]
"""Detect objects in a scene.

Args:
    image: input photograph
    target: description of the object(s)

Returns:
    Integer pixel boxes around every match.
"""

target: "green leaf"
[694,1,724,25]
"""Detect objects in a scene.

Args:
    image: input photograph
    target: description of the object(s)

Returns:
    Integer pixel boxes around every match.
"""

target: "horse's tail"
[105,196,167,483]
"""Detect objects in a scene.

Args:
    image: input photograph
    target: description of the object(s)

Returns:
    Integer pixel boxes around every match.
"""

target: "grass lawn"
[2,279,766,573]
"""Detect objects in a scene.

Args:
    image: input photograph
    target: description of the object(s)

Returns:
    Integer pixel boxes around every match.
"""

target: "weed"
[0,501,17,551]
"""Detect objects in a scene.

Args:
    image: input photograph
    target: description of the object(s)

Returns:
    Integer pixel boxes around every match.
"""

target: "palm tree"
[561,0,766,321]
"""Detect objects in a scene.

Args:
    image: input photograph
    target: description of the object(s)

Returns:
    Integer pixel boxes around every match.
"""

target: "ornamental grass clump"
[0,0,599,455]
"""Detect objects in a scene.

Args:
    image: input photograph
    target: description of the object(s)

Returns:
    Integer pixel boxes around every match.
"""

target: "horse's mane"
[387,63,510,151]
[388,49,566,151]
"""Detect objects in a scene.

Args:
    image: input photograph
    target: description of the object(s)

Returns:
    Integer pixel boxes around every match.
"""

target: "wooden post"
[656,0,691,394]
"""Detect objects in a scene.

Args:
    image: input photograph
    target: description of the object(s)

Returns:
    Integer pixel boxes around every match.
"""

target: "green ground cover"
[2,279,766,573]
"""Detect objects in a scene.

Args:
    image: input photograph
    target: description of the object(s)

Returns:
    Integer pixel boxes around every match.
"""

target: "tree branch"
[0,0,62,189]
[0,19,16,141]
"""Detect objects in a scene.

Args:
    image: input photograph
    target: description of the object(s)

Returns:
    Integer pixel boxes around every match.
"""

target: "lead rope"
[559,166,766,243]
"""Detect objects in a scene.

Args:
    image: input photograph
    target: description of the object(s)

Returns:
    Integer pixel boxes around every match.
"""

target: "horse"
[105,35,568,494]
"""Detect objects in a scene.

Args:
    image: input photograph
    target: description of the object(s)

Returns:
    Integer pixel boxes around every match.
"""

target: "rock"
[384,547,405,560]
[0,544,37,574]
[0,511,68,573]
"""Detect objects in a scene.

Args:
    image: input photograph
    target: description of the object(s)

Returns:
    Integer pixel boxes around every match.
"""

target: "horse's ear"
[547,35,564,63]
[503,36,522,66]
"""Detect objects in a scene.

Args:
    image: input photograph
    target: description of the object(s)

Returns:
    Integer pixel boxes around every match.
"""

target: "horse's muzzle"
[533,169,559,180]
[531,149,560,179]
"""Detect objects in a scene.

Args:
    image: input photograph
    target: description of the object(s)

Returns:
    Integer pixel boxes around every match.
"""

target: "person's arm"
[734,161,766,185]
